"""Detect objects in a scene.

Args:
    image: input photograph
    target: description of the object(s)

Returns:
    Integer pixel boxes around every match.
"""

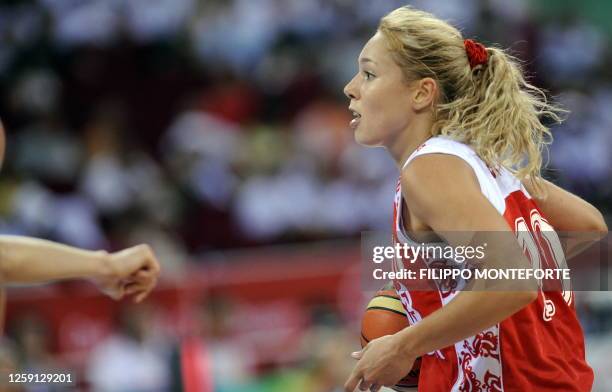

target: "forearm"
[525,178,608,258]
[397,290,536,357]
[525,178,607,232]
[0,236,109,284]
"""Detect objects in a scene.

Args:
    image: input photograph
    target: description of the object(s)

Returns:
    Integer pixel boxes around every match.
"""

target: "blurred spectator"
[85,305,171,392]
[11,119,80,184]
[551,90,612,202]
[124,0,195,44]
[189,0,280,75]
[198,297,256,392]
[161,107,241,210]
[79,104,138,215]
[9,70,62,118]
[44,0,121,48]
[0,337,21,392]
[9,314,65,392]
[538,17,606,87]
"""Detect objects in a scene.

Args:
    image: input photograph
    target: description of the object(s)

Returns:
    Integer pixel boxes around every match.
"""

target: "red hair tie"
[464,39,488,69]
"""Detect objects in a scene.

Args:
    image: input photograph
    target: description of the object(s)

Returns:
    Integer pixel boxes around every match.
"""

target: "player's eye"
[363,71,375,81]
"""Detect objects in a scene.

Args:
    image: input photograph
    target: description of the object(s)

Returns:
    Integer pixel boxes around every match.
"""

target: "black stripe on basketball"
[395,382,418,388]
[366,306,406,317]
[361,332,370,343]
[374,294,400,301]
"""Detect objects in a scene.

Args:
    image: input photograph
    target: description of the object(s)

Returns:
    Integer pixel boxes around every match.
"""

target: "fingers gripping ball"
[361,289,421,391]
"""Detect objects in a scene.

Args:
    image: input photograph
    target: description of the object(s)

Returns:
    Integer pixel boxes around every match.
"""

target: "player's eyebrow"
[359,57,377,65]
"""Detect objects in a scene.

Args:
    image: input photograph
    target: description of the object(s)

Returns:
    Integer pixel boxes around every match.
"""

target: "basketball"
[361,289,421,391]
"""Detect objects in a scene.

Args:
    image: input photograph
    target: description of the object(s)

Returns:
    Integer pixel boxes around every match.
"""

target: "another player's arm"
[0,236,111,283]
[523,178,608,258]
[345,154,537,391]
[0,236,160,302]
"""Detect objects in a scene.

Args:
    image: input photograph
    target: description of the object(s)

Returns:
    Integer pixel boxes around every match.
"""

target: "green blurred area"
[532,0,612,35]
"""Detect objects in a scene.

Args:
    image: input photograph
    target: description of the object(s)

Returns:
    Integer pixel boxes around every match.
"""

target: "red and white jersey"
[392,136,593,392]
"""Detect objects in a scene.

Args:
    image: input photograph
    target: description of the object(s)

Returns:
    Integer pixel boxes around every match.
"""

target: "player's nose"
[344,75,359,100]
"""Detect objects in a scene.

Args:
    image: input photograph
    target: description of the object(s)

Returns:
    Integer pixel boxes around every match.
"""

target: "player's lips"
[349,107,361,130]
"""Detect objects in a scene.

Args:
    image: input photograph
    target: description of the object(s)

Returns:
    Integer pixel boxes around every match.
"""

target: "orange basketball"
[361,289,421,391]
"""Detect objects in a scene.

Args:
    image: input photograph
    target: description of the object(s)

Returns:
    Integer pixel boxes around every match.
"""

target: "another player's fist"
[96,244,161,303]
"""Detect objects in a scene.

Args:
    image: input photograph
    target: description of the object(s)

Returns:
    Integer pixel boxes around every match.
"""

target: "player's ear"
[411,77,437,111]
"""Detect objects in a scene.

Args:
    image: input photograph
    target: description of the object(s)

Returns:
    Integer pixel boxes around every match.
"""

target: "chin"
[354,126,383,147]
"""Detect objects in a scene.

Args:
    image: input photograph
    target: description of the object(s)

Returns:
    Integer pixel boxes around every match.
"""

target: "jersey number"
[514,210,572,320]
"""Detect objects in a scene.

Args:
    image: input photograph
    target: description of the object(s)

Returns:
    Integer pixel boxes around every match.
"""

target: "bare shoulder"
[400,153,502,231]
[400,153,480,203]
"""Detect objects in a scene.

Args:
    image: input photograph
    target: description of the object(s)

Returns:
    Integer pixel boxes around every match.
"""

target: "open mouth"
[349,109,361,130]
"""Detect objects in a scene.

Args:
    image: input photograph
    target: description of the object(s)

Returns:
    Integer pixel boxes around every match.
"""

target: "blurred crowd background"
[0,0,611,391]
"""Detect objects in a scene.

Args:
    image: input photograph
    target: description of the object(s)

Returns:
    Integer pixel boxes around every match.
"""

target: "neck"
[387,114,433,170]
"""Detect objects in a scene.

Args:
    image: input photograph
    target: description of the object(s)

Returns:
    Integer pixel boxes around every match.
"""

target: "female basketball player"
[0,120,159,312]
[343,6,607,392]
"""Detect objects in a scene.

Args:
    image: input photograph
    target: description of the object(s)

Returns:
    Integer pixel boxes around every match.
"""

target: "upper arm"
[401,154,512,233]
[402,153,537,293]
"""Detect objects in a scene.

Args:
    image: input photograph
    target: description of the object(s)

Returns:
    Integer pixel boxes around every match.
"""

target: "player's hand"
[95,244,161,302]
[344,333,416,392]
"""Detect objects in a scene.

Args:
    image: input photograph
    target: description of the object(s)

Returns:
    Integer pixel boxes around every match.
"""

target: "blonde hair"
[378,6,565,193]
